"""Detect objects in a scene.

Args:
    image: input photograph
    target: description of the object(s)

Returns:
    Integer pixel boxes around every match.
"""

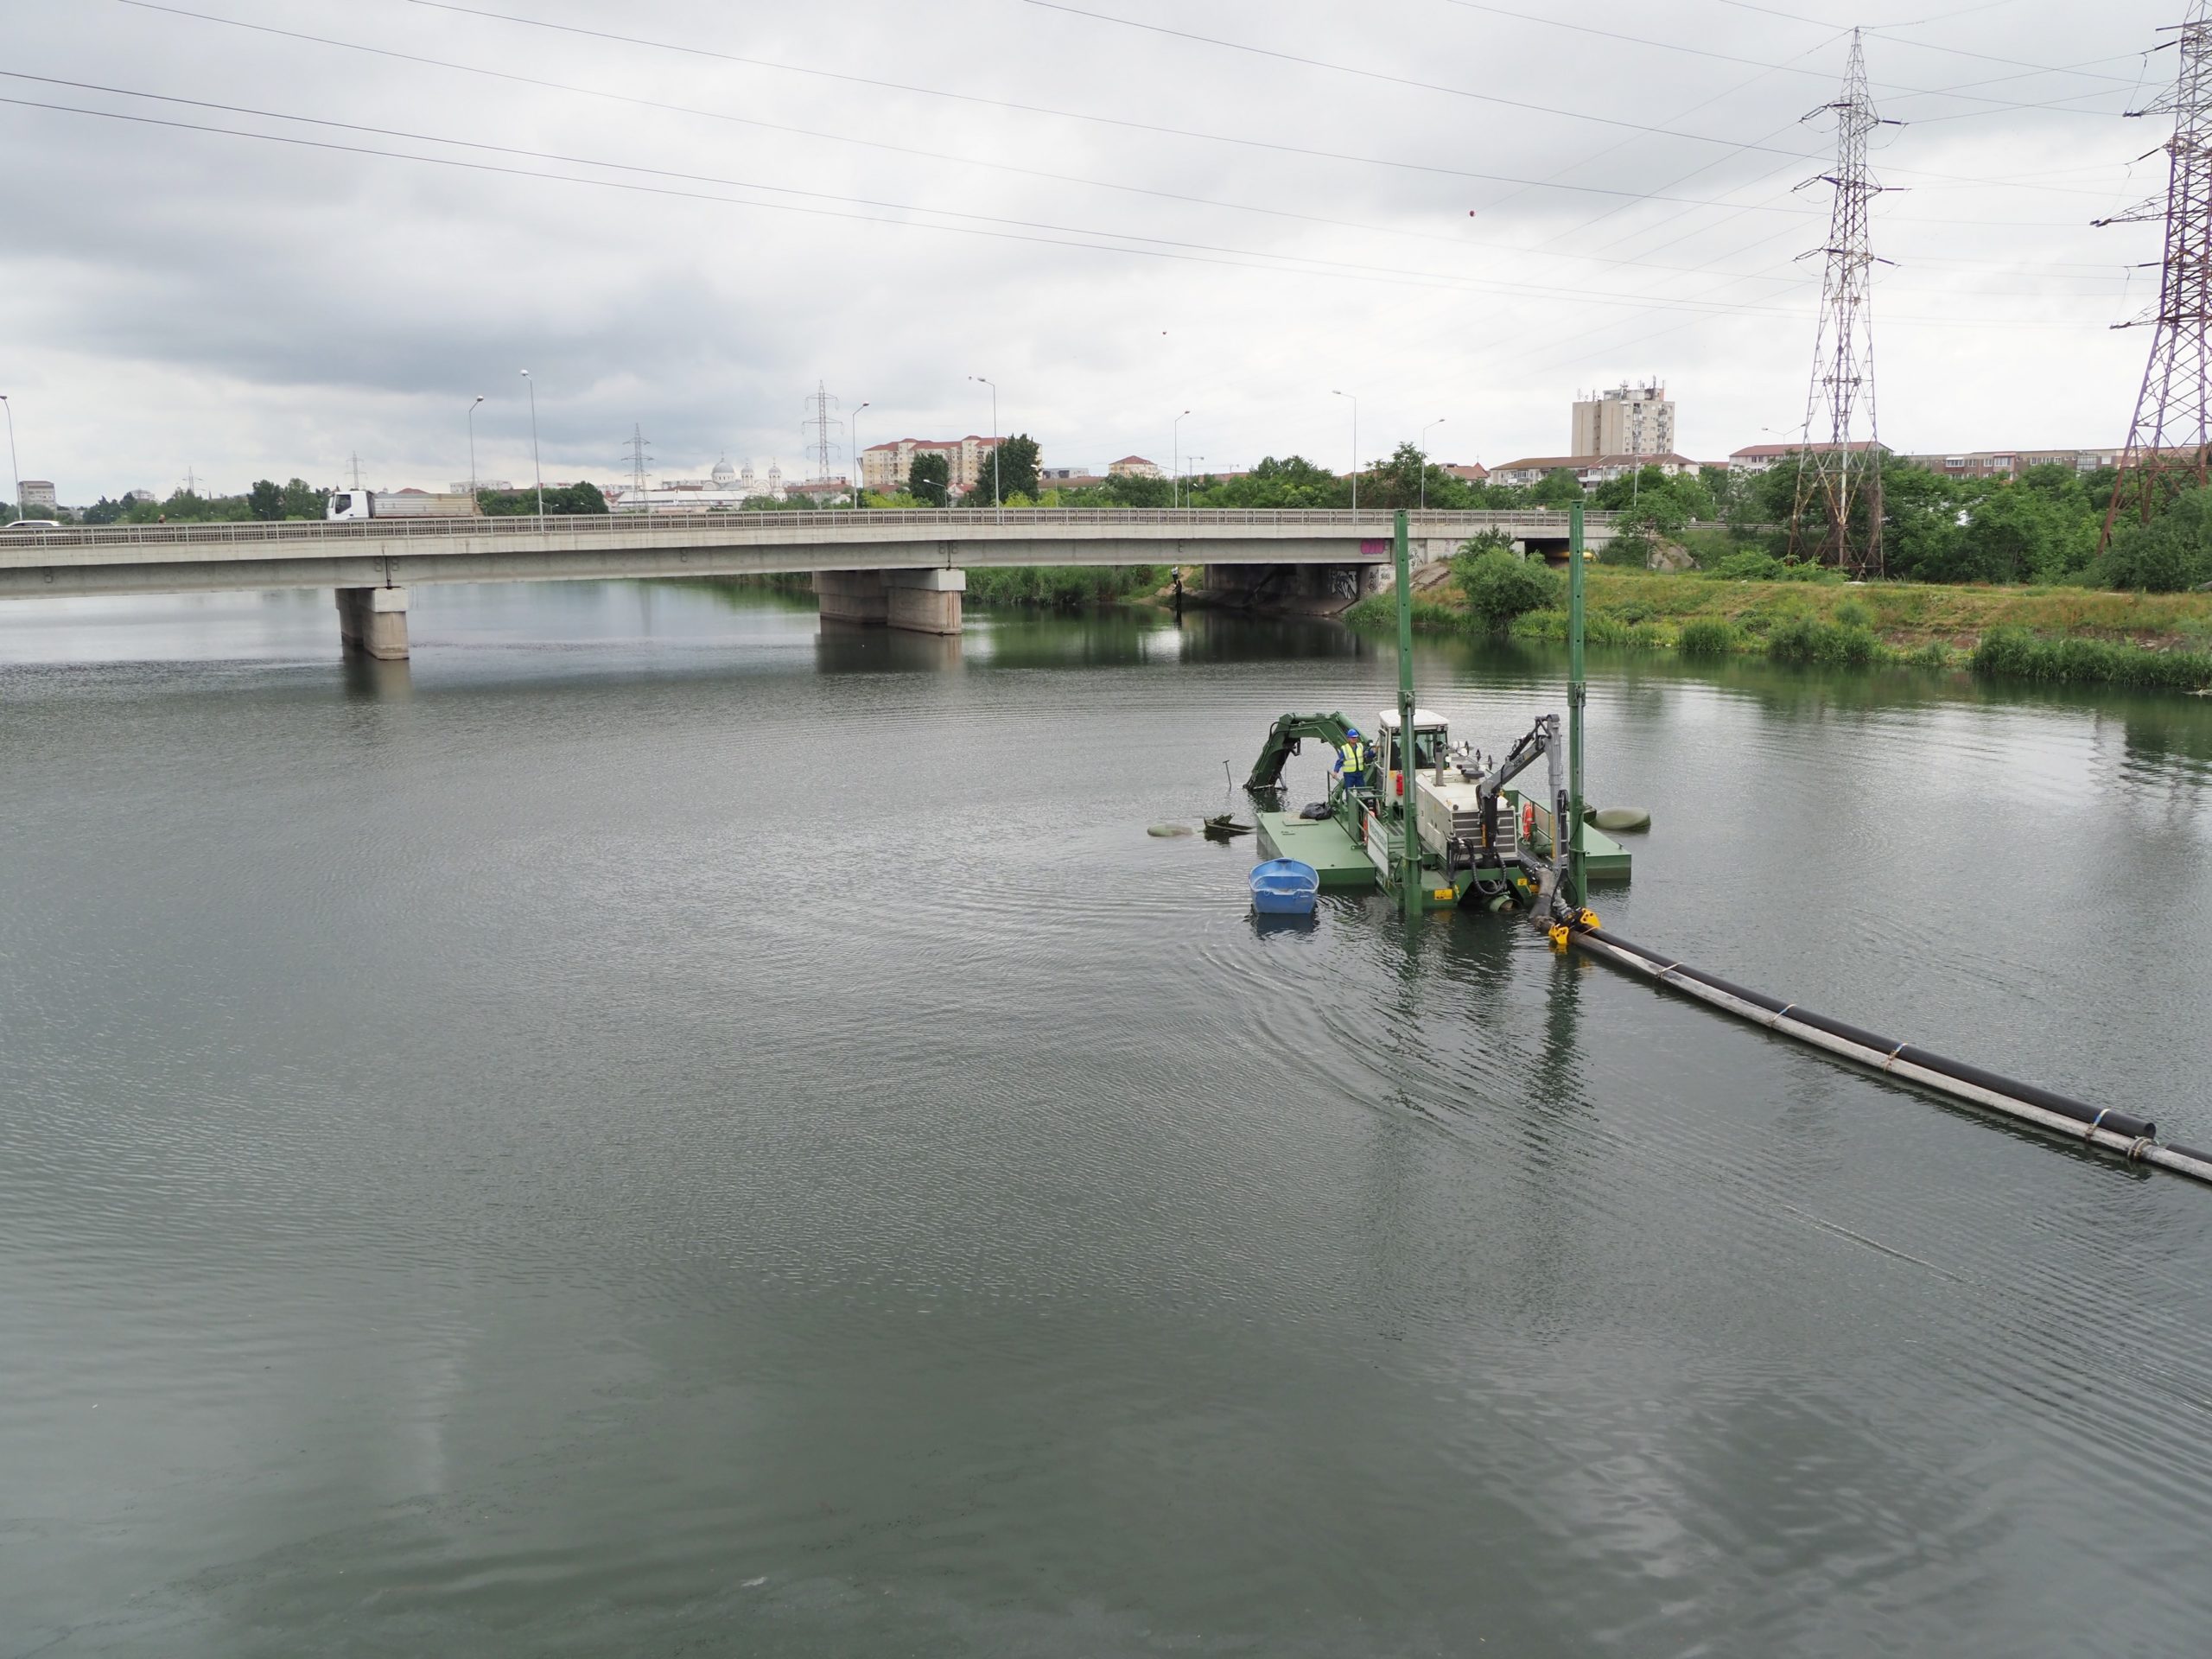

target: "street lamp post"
[1332,390,1358,514]
[1420,416,1446,512]
[968,374,999,516]
[850,401,870,508]
[520,369,543,519]
[0,395,19,525]
[1172,408,1191,510]
[467,394,484,504]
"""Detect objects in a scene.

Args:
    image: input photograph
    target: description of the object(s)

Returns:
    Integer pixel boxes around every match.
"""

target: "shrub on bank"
[1676,617,1738,658]
[1766,613,1879,666]
[1455,550,1563,629]
[1971,625,2212,690]
[1707,550,1847,584]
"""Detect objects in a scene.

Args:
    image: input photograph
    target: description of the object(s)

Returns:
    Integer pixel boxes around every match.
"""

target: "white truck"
[326,490,479,520]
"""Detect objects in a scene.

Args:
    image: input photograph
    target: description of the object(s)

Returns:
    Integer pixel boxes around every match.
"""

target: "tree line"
[31,442,2212,591]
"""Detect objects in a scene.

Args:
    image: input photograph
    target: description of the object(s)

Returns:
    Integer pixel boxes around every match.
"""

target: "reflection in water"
[812,620,963,675]
[340,652,414,701]
[3,580,2212,1657]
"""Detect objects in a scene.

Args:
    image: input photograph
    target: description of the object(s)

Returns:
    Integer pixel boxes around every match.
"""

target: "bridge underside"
[1200,563,1377,613]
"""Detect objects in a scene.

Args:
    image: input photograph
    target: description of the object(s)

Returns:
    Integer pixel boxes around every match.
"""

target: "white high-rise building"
[1572,382,1675,461]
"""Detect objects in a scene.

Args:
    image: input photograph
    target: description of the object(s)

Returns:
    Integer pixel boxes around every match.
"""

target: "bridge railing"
[6,506,1621,550]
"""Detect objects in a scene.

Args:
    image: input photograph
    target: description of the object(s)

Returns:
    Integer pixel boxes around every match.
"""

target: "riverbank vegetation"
[963,563,1165,608]
[1345,550,2212,694]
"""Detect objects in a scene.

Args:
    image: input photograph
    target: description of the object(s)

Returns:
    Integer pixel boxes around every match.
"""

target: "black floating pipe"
[1564,919,2210,1187]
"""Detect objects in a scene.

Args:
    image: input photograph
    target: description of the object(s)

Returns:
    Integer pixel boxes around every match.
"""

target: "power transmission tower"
[1789,29,1897,578]
[2097,1,2212,547]
[801,380,842,482]
[622,423,654,512]
[347,454,365,489]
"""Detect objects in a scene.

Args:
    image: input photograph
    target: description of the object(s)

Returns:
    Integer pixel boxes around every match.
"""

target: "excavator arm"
[1245,711,1361,793]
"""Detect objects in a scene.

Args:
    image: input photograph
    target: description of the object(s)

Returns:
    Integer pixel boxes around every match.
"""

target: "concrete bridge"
[0,507,1618,658]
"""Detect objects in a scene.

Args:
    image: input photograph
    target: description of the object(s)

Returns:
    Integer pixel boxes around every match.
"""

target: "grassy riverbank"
[1347,567,2212,693]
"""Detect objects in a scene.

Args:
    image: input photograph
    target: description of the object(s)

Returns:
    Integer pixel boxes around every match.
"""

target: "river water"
[5,582,2211,1657]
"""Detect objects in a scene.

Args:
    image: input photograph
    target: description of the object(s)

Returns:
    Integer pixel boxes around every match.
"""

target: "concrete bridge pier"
[335,586,410,659]
[812,568,964,635]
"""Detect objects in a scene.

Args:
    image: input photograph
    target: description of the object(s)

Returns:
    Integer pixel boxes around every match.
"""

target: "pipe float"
[1560,916,2212,1188]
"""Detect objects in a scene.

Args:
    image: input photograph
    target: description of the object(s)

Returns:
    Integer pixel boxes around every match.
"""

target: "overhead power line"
[1023,1,2138,197]
[0,72,1824,303]
[0,91,2110,332]
[0,88,1802,315]
[1717,0,2146,85]
[1025,0,1831,159]
[1434,0,2136,118]
[117,0,1834,217]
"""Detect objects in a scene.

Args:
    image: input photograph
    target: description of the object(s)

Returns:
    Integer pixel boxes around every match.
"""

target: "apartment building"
[1571,383,1675,461]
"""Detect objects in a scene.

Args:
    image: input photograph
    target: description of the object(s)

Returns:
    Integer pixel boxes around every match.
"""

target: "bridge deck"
[0,508,1617,601]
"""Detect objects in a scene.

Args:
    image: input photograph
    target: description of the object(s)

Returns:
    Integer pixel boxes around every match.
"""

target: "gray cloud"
[0,0,2170,499]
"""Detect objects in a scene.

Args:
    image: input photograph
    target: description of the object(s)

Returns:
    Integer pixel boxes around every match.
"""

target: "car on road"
[5,518,62,531]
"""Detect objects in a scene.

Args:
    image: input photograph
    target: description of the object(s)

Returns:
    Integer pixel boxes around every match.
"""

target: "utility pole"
[969,375,1000,517]
[1333,390,1358,513]
[623,423,654,514]
[850,402,869,507]
[1393,508,1420,920]
[1,395,20,524]
[467,395,484,502]
[1567,500,1588,912]
[1173,408,1191,510]
[1788,30,1896,578]
[2099,1,2212,545]
[519,370,543,520]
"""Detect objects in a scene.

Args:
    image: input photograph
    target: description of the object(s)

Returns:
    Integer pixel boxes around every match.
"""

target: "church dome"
[710,456,736,487]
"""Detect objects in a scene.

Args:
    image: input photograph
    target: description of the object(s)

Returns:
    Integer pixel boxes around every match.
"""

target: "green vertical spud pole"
[1395,507,1421,919]
[1567,499,1587,912]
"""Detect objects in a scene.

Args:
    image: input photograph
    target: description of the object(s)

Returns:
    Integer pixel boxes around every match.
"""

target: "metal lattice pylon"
[623,423,653,510]
[1789,30,1894,578]
[2098,2,2212,547]
[801,381,842,483]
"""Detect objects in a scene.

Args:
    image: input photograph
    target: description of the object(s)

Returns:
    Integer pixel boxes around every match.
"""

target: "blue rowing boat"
[1249,858,1319,916]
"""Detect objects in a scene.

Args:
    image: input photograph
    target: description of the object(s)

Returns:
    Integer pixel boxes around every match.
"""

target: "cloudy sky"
[0,0,2181,499]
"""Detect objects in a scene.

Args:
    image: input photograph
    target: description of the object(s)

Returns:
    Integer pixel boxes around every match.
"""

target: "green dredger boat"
[1245,706,1629,913]
[1243,503,1627,917]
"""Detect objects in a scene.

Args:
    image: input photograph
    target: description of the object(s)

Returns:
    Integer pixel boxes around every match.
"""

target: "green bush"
[1767,615,1880,667]
[1707,549,1844,583]
[1833,597,1875,630]
[1509,607,1567,641]
[1599,527,1652,568]
[1676,617,1738,658]
[1454,550,1563,629]
[1709,550,1785,582]
[1971,625,2212,690]
[2101,488,2212,592]
[1908,641,1956,671]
